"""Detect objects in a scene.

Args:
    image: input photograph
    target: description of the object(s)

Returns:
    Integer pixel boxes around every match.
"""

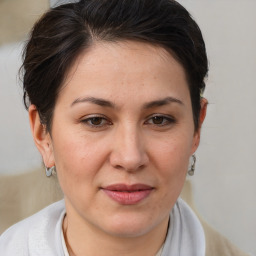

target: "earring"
[188,155,196,176]
[45,166,56,177]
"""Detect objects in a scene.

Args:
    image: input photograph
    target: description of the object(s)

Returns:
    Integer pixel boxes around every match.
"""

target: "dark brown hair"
[22,0,208,131]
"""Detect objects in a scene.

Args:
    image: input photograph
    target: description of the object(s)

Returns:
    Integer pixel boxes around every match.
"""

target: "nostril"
[117,164,146,172]
[115,164,123,170]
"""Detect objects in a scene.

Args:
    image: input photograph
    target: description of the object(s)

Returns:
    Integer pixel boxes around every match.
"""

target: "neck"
[62,209,169,256]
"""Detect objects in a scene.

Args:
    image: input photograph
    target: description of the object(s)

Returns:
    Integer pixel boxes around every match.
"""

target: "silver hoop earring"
[188,155,196,176]
[45,166,56,177]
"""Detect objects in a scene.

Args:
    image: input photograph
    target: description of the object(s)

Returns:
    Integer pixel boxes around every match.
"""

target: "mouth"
[101,184,154,205]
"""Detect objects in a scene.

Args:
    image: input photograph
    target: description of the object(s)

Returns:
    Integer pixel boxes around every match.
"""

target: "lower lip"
[102,189,152,205]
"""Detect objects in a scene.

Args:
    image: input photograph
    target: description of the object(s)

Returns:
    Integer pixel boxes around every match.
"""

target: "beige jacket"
[0,170,249,256]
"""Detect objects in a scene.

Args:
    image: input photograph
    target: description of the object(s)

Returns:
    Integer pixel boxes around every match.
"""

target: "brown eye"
[81,115,111,128]
[90,117,104,126]
[145,115,176,127]
[152,116,164,125]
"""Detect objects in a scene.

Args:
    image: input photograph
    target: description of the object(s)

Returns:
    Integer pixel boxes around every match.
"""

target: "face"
[31,41,204,238]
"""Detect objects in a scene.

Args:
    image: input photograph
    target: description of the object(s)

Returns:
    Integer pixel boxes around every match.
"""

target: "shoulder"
[201,219,251,256]
[175,198,250,256]
[0,200,65,256]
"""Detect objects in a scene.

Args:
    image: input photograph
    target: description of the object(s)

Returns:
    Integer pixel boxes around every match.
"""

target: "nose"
[109,125,149,172]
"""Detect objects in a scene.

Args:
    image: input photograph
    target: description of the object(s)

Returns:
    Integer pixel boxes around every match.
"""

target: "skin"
[29,41,207,256]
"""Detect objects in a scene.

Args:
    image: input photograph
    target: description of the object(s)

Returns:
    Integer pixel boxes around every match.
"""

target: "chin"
[100,212,167,238]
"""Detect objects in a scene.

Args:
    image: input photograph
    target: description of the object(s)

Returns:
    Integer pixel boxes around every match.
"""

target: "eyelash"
[80,114,176,129]
[81,115,112,128]
[145,114,176,127]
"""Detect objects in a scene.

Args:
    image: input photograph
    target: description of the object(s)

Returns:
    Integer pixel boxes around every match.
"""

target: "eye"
[145,115,176,126]
[81,115,112,128]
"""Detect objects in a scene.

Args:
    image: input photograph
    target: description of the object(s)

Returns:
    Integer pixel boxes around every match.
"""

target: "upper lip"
[102,184,153,192]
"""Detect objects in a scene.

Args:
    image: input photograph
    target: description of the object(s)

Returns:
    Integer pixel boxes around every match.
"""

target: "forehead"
[58,40,190,105]
[72,41,183,74]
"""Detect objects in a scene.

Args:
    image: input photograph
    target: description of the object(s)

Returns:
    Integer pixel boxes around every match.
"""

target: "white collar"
[161,198,205,256]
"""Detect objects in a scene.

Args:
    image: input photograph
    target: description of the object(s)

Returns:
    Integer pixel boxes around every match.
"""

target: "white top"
[61,227,70,256]
[0,198,205,256]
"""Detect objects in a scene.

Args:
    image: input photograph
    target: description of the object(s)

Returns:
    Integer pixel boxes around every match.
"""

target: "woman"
[0,0,250,255]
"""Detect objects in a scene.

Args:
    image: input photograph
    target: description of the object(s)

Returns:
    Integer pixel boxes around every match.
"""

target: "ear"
[29,105,55,168]
[191,98,208,154]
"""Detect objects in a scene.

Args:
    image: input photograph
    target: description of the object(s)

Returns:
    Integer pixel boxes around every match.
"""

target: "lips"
[101,184,153,205]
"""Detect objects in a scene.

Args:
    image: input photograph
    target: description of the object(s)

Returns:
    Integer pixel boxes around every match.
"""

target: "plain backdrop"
[0,0,255,254]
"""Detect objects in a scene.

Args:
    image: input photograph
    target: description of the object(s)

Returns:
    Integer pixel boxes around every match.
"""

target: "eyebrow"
[71,97,115,108]
[142,97,184,109]
[71,96,183,108]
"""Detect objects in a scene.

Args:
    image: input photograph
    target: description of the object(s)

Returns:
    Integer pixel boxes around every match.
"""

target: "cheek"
[150,132,193,173]
[149,132,193,199]
[51,131,109,191]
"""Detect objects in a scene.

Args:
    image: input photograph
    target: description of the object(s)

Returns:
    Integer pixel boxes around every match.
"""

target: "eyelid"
[79,113,175,128]
[144,114,176,126]
[80,114,112,128]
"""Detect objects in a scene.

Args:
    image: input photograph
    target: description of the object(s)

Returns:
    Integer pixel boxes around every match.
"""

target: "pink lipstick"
[102,184,153,205]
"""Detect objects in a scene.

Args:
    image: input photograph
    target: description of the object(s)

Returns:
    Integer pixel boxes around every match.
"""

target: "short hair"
[22,0,208,131]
